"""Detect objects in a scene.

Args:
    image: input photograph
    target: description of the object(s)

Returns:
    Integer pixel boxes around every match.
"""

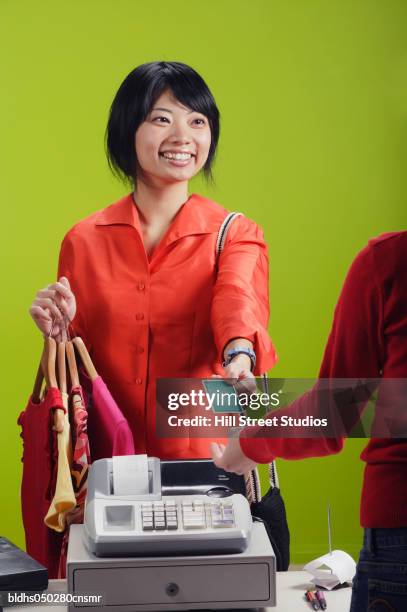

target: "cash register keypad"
[141,499,235,532]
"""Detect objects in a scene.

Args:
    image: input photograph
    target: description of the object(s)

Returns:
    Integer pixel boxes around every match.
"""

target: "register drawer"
[72,562,271,606]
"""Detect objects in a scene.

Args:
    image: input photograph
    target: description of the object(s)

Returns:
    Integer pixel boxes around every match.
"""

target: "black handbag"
[216,212,291,571]
[248,459,290,571]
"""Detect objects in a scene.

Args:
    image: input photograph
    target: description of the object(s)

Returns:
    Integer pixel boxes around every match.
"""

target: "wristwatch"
[223,347,256,371]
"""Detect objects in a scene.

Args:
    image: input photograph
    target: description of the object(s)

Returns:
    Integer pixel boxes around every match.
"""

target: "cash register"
[67,456,276,611]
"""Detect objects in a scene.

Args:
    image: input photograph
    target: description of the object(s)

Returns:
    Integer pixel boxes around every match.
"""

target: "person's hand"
[29,277,76,338]
[219,354,258,395]
[211,437,258,475]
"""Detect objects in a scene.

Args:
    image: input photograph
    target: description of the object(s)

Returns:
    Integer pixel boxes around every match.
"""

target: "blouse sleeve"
[240,242,381,463]
[210,215,277,374]
[57,229,90,348]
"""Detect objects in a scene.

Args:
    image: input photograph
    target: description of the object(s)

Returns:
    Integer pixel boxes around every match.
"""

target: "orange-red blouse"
[58,193,277,458]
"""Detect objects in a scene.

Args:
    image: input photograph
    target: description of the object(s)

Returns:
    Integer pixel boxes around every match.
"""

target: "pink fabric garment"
[18,388,64,578]
[59,378,133,576]
[80,373,135,460]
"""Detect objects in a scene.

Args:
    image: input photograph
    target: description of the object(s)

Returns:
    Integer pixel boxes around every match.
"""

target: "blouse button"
[135,378,142,385]
[136,313,144,320]
[137,346,144,354]
[138,282,145,291]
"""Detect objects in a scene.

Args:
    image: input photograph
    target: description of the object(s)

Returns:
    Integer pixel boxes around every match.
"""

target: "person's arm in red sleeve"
[213,242,382,470]
[318,243,382,379]
[211,216,277,375]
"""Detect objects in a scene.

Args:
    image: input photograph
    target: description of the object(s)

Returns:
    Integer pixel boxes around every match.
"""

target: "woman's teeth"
[161,152,192,160]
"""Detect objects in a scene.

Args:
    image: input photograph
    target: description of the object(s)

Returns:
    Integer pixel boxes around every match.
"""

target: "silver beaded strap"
[215,212,242,264]
[215,212,280,499]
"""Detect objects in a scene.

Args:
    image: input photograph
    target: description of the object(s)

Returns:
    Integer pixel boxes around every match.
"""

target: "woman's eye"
[152,116,170,124]
[193,118,206,126]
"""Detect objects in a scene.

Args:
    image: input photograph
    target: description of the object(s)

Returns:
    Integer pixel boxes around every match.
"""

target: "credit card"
[201,379,243,413]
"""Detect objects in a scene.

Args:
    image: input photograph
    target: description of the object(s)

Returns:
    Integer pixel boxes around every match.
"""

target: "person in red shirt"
[212,231,407,611]
[29,61,277,459]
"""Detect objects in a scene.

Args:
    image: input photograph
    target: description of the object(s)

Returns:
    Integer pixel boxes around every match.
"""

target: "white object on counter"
[304,549,357,590]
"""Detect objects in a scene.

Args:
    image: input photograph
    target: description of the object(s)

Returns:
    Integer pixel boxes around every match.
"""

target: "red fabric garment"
[58,193,277,458]
[18,388,64,578]
[80,374,135,460]
[240,231,407,527]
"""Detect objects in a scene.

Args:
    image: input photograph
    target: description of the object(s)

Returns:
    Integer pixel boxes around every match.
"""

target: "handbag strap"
[215,212,279,498]
[215,211,243,268]
[259,374,279,489]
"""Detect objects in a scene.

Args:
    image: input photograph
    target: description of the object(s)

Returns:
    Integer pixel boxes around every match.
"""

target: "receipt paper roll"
[112,454,149,495]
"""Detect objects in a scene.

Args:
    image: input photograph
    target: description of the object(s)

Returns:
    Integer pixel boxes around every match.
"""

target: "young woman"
[29,61,277,459]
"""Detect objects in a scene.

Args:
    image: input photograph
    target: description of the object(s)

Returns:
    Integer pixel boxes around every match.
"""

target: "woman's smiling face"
[134,90,211,185]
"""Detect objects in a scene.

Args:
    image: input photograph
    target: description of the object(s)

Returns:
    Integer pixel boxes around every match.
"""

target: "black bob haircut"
[106,61,220,184]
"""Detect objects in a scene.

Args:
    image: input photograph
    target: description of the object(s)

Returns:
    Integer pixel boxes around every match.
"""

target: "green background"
[1,0,406,564]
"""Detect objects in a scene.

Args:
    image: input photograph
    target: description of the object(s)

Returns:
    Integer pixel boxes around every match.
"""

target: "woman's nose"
[167,122,192,144]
